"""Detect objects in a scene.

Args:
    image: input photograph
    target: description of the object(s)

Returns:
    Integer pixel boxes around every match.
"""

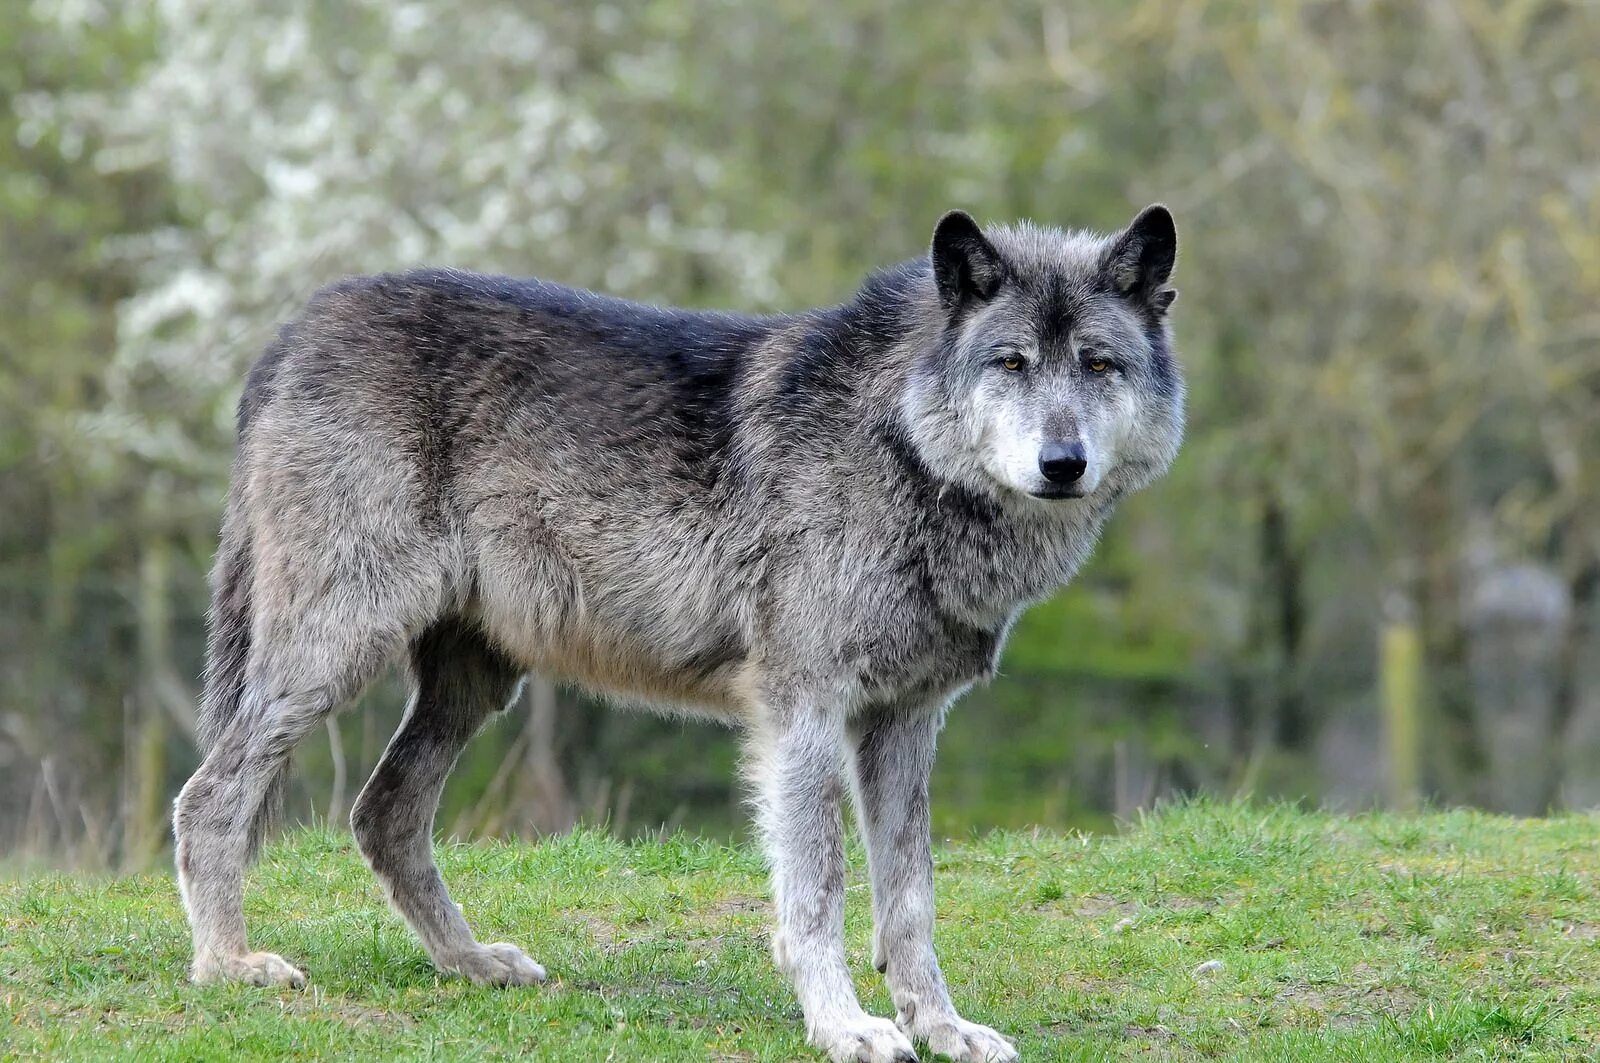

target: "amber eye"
[1084,356,1111,374]
[1000,353,1025,372]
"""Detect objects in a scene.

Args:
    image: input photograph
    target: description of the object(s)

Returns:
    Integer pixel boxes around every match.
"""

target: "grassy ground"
[3,801,1598,1060]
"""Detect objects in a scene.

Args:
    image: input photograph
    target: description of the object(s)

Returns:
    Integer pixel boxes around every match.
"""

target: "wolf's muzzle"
[1038,440,1087,486]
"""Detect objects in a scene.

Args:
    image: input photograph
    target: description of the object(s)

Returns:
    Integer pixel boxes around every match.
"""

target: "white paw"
[442,941,546,987]
[902,1014,1018,1062]
[192,950,307,989]
[815,1013,920,1062]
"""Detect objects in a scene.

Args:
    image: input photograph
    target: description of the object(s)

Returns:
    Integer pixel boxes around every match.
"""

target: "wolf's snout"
[1038,441,1087,485]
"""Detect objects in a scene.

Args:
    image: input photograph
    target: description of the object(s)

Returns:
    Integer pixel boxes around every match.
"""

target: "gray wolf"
[173,205,1183,1062]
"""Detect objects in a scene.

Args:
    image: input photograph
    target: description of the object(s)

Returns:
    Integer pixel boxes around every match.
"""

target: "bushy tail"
[196,514,283,860]
[198,521,252,752]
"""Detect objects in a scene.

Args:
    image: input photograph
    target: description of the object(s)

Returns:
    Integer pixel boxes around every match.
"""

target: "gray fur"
[172,206,1184,1062]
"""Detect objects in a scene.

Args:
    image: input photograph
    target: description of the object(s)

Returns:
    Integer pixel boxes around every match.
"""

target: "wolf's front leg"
[752,698,917,1063]
[849,704,1018,1063]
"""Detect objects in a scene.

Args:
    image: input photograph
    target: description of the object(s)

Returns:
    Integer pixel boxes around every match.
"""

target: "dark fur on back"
[284,270,772,490]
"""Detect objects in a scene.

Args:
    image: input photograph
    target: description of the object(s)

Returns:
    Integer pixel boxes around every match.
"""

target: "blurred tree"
[0,2,179,862]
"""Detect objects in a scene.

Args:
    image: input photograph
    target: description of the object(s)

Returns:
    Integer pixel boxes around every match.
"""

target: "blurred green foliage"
[3,1,1598,863]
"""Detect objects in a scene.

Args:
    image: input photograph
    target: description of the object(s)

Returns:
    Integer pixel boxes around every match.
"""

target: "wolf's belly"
[467,559,753,718]
[462,489,759,716]
[515,624,750,718]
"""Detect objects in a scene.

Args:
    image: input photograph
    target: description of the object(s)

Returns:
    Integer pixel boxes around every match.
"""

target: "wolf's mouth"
[1028,484,1087,501]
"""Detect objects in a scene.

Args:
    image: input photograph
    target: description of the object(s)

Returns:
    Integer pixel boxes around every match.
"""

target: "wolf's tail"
[195,508,283,860]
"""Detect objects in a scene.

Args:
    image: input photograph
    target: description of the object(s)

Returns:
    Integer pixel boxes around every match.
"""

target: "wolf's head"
[900,206,1185,507]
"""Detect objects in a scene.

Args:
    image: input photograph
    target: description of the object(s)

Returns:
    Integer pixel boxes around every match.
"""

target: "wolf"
[172,204,1183,1062]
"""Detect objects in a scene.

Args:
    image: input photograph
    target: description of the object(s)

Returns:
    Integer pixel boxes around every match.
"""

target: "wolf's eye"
[999,353,1025,372]
[1083,355,1111,374]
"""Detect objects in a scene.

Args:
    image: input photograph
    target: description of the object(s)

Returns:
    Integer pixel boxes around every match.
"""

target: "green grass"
[4,801,1599,1060]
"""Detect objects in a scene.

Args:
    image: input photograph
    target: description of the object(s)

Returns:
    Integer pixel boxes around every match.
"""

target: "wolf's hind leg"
[351,619,544,987]
[175,620,400,988]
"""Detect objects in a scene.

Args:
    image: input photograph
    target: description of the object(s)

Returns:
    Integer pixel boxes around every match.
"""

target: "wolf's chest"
[922,507,1103,628]
[845,607,1012,707]
[838,515,1096,705]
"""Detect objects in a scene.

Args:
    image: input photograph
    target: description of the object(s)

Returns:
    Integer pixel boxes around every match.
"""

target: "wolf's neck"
[916,484,1111,630]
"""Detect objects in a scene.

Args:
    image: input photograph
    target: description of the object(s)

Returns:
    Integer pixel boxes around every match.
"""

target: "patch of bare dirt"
[704,895,766,919]
[1272,966,1420,1030]
[1073,894,1137,919]
[570,912,618,948]
[283,996,415,1029]
[1160,896,1214,912]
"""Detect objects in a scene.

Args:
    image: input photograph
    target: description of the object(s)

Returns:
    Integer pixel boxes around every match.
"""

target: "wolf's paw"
[900,1014,1017,1062]
[192,950,307,989]
[814,1014,919,1062]
[442,941,547,987]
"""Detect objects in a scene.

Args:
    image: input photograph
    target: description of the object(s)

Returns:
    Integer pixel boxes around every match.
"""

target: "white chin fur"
[989,460,1103,500]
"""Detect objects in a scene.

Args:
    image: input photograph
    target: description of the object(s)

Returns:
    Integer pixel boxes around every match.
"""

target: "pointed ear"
[931,210,1005,312]
[1103,204,1177,312]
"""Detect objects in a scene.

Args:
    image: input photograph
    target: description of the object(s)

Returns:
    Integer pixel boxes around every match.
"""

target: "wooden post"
[1379,600,1422,812]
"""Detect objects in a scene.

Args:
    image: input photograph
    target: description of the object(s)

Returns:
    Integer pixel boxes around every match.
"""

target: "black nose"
[1038,440,1087,484]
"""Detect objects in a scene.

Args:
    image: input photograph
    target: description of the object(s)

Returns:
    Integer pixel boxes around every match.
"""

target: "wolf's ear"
[931,210,1005,312]
[1104,204,1177,313]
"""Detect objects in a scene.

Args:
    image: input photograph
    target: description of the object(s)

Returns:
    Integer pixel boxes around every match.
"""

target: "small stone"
[1112,918,1135,934]
[1192,959,1224,978]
